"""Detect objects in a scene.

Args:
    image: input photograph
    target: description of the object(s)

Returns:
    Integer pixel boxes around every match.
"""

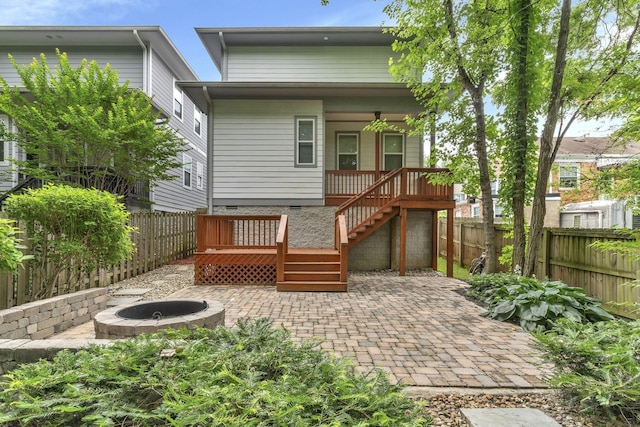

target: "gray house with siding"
[182,27,455,273]
[0,26,207,212]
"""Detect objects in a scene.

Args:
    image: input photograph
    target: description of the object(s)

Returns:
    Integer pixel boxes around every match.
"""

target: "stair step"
[285,253,340,263]
[284,271,341,281]
[277,281,348,292]
[285,261,341,271]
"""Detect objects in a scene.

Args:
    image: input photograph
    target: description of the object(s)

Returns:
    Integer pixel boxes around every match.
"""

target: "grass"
[437,257,470,280]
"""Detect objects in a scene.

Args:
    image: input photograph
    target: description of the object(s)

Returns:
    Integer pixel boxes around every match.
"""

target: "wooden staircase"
[276,249,347,292]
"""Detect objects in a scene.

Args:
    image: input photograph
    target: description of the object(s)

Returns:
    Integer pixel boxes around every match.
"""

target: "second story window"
[194,106,202,136]
[337,133,358,170]
[183,154,192,188]
[559,164,579,189]
[0,114,8,163]
[174,82,183,120]
[295,117,316,167]
[383,134,404,170]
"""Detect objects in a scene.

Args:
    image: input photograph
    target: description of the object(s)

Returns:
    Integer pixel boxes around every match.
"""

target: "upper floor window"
[559,164,579,189]
[472,205,480,218]
[194,106,202,136]
[173,81,183,121]
[337,133,358,170]
[295,117,316,167]
[383,134,404,170]
[183,154,192,188]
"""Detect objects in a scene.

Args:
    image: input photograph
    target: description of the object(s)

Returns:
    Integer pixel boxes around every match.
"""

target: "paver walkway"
[166,274,549,388]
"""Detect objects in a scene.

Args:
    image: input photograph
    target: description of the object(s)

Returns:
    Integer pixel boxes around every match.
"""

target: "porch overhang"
[179,81,423,114]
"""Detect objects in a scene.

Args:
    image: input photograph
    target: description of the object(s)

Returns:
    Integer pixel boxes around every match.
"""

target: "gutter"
[203,86,214,214]
[218,31,227,81]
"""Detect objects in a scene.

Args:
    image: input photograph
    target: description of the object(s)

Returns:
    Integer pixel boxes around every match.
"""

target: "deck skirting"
[194,249,277,285]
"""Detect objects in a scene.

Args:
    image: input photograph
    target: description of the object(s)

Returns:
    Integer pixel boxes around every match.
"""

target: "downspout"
[132,30,149,94]
[203,86,214,214]
[374,111,381,180]
[218,31,228,81]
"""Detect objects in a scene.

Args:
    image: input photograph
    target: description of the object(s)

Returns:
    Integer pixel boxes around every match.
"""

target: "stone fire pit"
[94,299,225,339]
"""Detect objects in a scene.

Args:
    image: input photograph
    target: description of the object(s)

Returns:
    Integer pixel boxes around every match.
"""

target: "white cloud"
[0,0,138,25]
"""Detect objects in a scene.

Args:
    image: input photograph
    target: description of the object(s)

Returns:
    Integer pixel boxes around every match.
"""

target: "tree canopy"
[0,50,185,202]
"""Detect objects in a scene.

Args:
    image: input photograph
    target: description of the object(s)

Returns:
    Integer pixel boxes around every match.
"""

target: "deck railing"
[325,171,383,199]
[276,215,289,283]
[196,215,282,251]
[335,168,452,235]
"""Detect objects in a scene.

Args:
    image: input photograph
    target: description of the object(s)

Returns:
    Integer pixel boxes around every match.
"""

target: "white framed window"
[173,81,183,121]
[194,106,202,136]
[337,133,359,170]
[295,117,316,167]
[494,202,503,218]
[559,164,579,189]
[182,154,192,188]
[383,133,404,170]
[0,114,9,164]
[472,204,480,218]
[573,215,581,227]
[196,161,204,190]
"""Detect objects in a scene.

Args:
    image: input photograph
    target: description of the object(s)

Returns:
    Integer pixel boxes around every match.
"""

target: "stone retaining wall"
[0,288,107,340]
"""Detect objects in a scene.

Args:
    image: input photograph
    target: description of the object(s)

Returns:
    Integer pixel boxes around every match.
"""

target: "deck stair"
[277,248,347,292]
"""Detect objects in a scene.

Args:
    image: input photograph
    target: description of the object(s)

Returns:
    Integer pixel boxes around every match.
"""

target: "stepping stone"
[151,280,167,285]
[107,297,143,307]
[461,408,561,427]
[112,288,151,296]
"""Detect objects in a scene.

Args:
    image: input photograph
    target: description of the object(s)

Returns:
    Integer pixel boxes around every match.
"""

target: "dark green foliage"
[467,274,614,331]
[534,319,640,423]
[0,318,431,426]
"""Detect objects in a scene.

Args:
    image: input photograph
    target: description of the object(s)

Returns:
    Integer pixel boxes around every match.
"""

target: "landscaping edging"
[0,288,107,340]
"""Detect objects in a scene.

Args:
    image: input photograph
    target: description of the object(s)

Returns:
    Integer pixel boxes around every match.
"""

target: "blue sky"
[0,0,388,81]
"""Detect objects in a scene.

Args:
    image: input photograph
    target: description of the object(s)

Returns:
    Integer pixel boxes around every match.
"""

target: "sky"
[0,0,614,136]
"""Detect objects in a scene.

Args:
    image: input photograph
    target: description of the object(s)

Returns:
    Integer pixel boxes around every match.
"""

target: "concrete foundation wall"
[0,288,107,340]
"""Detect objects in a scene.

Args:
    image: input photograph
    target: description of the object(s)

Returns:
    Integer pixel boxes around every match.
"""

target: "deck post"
[431,210,438,270]
[447,208,454,277]
[374,111,381,180]
[399,208,407,276]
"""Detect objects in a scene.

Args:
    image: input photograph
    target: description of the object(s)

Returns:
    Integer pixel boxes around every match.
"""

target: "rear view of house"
[0,26,207,212]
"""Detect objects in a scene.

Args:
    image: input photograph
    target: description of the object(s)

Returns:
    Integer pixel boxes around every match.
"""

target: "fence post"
[459,222,465,267]
[540,229,552,279]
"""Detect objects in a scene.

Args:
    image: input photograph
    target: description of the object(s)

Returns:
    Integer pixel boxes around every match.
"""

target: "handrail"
[276,215,288,283]
[335,215,349,283]
[197,215,281,251]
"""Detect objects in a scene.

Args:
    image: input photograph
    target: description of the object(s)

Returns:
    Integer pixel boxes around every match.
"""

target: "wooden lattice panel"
[194,252,277,285]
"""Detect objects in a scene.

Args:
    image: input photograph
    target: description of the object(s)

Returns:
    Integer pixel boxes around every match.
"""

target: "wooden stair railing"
[276,214,348,292]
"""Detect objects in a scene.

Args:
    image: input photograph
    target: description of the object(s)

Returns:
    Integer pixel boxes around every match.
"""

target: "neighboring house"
[0,26,207,212]
[180,27,456,284]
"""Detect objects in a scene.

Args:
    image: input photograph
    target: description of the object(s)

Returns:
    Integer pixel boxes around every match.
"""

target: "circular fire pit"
[94,299,225,339]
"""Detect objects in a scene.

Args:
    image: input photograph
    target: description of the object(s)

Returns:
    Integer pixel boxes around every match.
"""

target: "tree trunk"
[523,0,571,277]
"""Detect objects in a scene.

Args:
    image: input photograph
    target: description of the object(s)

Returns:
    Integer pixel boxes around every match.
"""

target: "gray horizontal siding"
[0,46,143,88]
[226,46,396,83]
[212,99,324,202]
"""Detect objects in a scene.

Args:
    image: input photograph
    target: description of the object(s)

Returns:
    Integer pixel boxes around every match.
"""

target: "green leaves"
[0,218,28,274]
[468,273,615,331]
[0,319,431,426]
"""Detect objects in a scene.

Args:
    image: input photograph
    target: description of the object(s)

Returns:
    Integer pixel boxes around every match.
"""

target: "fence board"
[0,211,198,309]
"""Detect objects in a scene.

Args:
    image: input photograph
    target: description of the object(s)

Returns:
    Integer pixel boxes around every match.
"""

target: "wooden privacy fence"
[438,219,640,318]
[0,211,198,309]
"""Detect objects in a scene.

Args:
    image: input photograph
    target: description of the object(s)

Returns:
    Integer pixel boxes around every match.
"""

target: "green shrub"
[0,318,431,426]
[0,217,27,274]
[467,274,614,331]
[534,319,640,423]
[4,184,134,298]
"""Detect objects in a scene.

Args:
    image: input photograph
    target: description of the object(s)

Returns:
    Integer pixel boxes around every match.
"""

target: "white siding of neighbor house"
[212,99,324,204]
[325,120,422,170]
[149,52,207,212]
[226,46,397,82]
[0,46,143,88]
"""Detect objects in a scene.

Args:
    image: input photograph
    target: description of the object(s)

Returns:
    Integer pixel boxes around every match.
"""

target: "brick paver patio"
[168,274,549,388]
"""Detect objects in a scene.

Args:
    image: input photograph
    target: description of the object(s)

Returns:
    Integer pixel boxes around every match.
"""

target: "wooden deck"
[194,168,456,290]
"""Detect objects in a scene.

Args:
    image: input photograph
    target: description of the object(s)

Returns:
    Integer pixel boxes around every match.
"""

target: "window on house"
[632,214,640,229]
[494,202,503,218]
[173,82,183,120]
[472,205,480,218]
[337,133,358,170]
[0,115,7,163]
[183,154,192,188]
[295,117,316,167]
[194,106,202,136]
[383,134,404,170]
[573,215,581,227]
[559,164,579,189]
[490,179,500,196]
[196,162,204,190]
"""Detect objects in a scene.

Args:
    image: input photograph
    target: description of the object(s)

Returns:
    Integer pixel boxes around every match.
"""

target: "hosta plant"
[468,274,614,331]
[0,318,431,426]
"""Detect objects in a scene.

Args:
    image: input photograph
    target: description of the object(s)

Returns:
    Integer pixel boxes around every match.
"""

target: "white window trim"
[472,204,481,218]
[558,163,579,190]
[294,116,317,168]
[194,106,202,137]
[182,153,192,189]
[336,132,359,170]
[382,133,405,170]
[0,114,11,166]
[173,79,183,122]
[196,161,204,190]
